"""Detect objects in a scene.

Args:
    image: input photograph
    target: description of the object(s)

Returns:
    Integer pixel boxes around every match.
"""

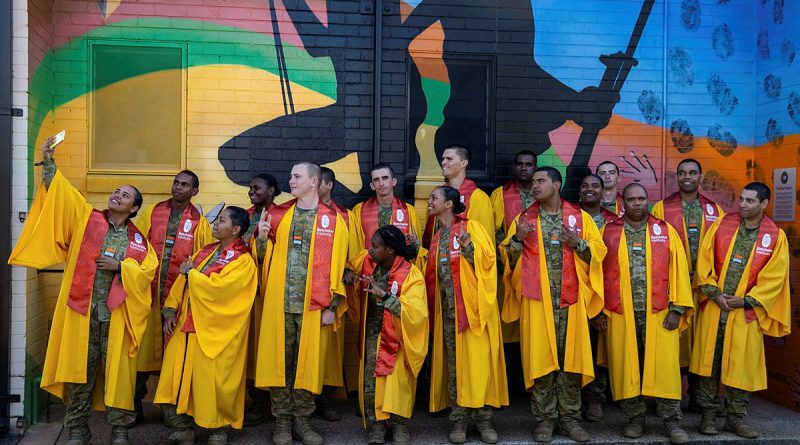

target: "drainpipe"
[372,0,384,165]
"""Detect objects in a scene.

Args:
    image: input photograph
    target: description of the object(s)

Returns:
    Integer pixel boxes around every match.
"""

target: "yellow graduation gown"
[349,251,429,423]
[255,205,349,394]
[599,222,694,401]
[499,208,606,388]
[153,244,258,429]
[8,170,158,411]
[651,197,724,367]
[690,216,791,392]
[134,202,213,372]
[489,185,525,343]
[428,220,509,412]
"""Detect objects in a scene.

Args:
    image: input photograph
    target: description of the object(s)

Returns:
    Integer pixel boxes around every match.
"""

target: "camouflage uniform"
[582,213,608,406]
[271,208,320,419]
[245,211,269,263]
[436,227,490,422]
[495,190,533,245]
[63,219,137,429]
[617,223,684,422]
[363,264,404,426]
[681,200,703,276]
[697,224,761,417]
[506,211,591,425]
[600,200,617,215]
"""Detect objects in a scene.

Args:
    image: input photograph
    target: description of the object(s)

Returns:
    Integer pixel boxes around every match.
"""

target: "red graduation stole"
[148,199,202,306]
[359,197,411,247]
[615,194,625,216]
[425,215,470,333]
[708,213,780,323]
[423,178,479,246]
[662,192,720,241]
[602,216,671,314]
[518,202,583,307]
[360,255,411,377]
[68,210,149,315]
[180,238,250,333]
[502,181,528,231]
[268,199,338,311]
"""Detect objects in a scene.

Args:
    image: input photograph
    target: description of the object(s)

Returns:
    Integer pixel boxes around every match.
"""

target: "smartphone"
[50,130,66,148]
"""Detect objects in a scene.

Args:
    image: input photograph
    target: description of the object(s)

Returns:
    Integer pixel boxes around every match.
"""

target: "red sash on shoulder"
[68,210,149,315]
[502,181,526,231]
[423,178,479,246]
[425,215,470,333]
[519,202,583,307]
[148,200,202,306]
[181,238,250,333]
[360,197,411,247]
[361,255,411,377]
[662,192,720,241]
[268,199,338,311]
[602,216,671,314]
[615,194,625,216]
[330,200,350,226]
[710,213,780,323]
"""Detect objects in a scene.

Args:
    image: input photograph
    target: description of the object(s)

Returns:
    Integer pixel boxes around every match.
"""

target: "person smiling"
[155,206,258,445]
[9,137,158,445]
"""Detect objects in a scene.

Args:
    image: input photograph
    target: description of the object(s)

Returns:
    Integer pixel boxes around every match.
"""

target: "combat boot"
[392,423,411,445]
[585,403,604,422]
[110,425,130,445]
[65,426,91,445]
[698,409,718,435]
[622,415,645,438]
[475,419,498,444]
[448,419,467,444]
[532,420,554,443]
[207,428,227,445]
[294,416,324,445]
[164,428,194,445]
[560,419,591,443]
[316,391,342,421]
[724,415,759,439]
[664,420,689,444]
[272,417,292,445]
[367,422,386,444]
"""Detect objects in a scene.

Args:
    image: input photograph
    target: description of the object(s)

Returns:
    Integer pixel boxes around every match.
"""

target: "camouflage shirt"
[681,199,703,275]
[624,222,686,315]
[701,222,761,308]
[436,225,474,320]
[245,211,268,263]
[157,207,183,300]
[284,207,317,314]
[378,206,392,229]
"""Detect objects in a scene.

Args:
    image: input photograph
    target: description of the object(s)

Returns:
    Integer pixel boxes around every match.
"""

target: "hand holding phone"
[41,130,66,162]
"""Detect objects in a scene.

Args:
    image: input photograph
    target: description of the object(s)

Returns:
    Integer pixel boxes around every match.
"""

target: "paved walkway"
[14,394,800,444]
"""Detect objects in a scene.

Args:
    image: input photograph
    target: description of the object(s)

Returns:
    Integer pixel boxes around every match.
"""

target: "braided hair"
[436,186,466,214]
[374,225,418,262]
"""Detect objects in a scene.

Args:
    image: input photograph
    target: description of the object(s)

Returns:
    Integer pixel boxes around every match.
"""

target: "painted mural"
[23,0,800,415]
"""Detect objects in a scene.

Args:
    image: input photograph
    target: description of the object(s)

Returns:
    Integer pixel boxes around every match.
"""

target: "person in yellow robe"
[426,185,508,445]
[651,158,724,412]
[133,170,213,422]
[499,167,605,443]
[255,162,349,445]
[690,182,790,439]
[9,138,158,445]
[154,206,257,445]
[598,184,693,444]
[345,225,428,445]
[422,145,494,247]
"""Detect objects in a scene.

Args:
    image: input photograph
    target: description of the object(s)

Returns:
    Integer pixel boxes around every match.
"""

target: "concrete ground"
[13,394,800,444]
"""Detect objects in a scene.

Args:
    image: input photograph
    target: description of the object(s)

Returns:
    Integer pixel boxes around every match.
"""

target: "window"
[90,43,185,173]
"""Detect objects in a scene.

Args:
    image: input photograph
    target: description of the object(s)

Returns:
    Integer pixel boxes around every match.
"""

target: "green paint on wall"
[420,77,449,127]
[537,146,567,180]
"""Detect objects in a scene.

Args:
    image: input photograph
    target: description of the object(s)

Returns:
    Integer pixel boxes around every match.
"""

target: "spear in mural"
[563,0,656,201]
[268,0,295,115]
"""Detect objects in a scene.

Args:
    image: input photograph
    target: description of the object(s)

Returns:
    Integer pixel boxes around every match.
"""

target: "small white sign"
[772,168,796,222]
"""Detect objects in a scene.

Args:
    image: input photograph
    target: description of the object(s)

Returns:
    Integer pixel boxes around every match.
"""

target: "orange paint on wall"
[407,21,449,84]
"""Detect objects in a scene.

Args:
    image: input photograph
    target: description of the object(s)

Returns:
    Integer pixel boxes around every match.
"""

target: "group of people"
[8,138,790,445]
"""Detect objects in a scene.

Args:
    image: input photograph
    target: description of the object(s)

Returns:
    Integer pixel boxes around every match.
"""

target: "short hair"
[596,161,619,174]
[622,182,648,199]
[296,162,321,181]
[444,144,471,163]
[515,150,537,164]
[320,166,336,185]
[535,166,562,184]
[253,173,281,196]
[177,170,200,189]
[126,185,143,219]
[744,182,771,202]
[436,186,467,214]
[224,206,250,238]
[370,163,396,178]
[677,158,702,175]
[374,225,418,262]
[581,173,604,186]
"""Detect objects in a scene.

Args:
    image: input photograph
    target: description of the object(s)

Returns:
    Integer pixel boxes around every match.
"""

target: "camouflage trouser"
[162,404,194,429]
[581,325,607,404]
[271,313,316,419]
[64,307,135,428]
[620,396,682,421]
[530,370,582,424]
[442,315,492,422]
[695,310,750,417]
